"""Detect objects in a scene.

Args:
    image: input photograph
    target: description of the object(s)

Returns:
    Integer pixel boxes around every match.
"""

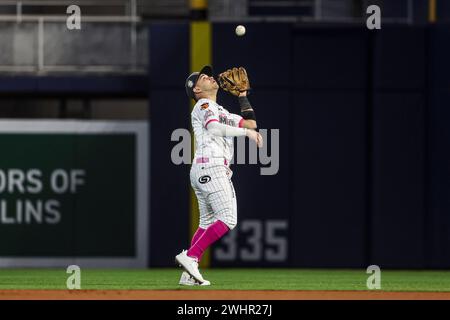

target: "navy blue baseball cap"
[185,65,213,100]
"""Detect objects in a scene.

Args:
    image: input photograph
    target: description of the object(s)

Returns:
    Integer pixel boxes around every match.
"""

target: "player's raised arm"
[217,67,257,129]
[237,91,257,129]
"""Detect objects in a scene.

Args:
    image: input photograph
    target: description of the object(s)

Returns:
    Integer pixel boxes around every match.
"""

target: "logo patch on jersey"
[204,110,214,122]
[198,175,211,184]
[201,103,209,110]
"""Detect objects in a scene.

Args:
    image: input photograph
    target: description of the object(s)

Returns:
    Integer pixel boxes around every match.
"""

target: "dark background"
[1,1,449,269]
[150,22,450,269]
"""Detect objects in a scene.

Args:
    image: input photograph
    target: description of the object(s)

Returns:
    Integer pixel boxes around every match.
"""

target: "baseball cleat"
[179,271,211,286]
[175,250,206,284]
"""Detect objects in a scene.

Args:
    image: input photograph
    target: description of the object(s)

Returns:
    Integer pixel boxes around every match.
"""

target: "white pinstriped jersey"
[191,98,243,164]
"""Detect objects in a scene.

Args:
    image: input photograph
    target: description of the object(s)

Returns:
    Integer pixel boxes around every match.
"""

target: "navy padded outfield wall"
[290,27,368,268]
[371,27,427,268]
[149,22,450,268]
[428,25,450,268]
[149,23,190,267]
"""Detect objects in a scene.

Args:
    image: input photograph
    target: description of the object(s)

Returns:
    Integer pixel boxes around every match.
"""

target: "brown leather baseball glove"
[217,67,251,96]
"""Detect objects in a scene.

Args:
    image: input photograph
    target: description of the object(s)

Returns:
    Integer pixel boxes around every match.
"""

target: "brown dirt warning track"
[0,290,449,300]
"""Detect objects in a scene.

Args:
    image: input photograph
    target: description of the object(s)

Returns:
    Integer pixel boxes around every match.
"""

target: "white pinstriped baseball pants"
[190,163,238,230]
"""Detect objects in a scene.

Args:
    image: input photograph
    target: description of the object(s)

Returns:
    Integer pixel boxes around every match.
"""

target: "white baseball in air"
[235,25,246,36]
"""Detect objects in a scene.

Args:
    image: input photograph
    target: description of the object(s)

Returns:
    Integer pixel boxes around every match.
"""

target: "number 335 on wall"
[214,220,288,263]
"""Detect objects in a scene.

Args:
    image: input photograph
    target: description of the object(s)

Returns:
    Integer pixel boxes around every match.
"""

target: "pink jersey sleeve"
[229,113,244,128]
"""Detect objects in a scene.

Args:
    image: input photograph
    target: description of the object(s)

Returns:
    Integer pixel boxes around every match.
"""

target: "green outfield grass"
[0,269,449,291]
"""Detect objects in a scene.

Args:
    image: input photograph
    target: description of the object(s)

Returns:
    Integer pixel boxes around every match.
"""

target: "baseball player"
[176,65,262,285]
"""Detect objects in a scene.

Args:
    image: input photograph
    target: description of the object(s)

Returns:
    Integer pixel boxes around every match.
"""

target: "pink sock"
[187,220,230,261]
[191,227,205,247]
